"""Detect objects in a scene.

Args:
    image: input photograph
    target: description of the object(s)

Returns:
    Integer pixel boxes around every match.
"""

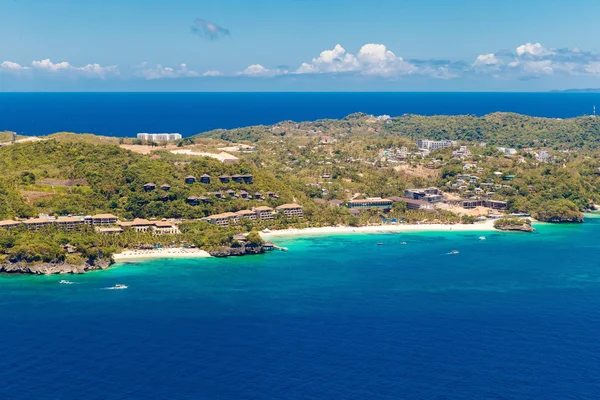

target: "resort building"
[0,220,23,229]
[204,212,240,227]
[452,146,472,158]
[153,221,180,235]
[320,135,336,144]
[23,218,54,231]
[276,204,304,218]
[161,184,171,191]
[91,214,119,226]
[54,216,87,231]
[219,175,231,183]
[417,139,456,150]
[254,206,275,220]
[404,188,444,203]
[347,198,393,210]
[143,182,156,192]
[185,176,196,184]
[200,174,211,184]
[118,218,155,232]
[235,209,257,220]
[404,199,434,210]
[137,133,182,142]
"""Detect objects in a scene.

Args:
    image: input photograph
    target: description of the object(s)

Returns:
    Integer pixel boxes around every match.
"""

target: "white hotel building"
[137,133,182,142]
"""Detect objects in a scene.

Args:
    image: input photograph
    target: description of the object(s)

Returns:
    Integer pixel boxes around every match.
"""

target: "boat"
[377,242,384,246]
[449,250,459,255]
[59,280,74,285]
[400,242,407,245]
[478,236,486,240]
[107,284,128,290]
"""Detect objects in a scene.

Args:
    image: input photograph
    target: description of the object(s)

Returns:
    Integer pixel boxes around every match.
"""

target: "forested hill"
[0,140,308,220]
[198,112,600,150]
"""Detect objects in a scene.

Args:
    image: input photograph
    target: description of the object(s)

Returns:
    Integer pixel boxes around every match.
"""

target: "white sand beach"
[113,248,212,261]
[261,219,497,239]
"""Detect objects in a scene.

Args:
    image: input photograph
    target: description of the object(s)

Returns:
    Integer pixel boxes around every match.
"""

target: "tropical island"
[1,111,597,274]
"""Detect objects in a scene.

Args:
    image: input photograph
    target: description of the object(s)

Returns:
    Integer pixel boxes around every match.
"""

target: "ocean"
[2,220,600,399]
[1,92,600,137]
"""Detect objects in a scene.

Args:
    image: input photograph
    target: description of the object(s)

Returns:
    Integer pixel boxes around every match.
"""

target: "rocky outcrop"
[539,215,584,223]
[0,257,113,275]
[495,224,535,233]
[208,245,265,258]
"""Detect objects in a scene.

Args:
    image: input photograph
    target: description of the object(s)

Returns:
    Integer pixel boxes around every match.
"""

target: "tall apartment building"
[417,139,456,150]
[137,133,182,142]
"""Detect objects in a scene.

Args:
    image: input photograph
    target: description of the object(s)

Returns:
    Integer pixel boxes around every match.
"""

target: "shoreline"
[113,248,212,262]
[261,219,497,239]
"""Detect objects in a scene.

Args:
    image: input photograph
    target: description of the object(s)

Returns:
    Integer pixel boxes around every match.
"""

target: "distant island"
[1,111,595,274]
[550,88,600,93]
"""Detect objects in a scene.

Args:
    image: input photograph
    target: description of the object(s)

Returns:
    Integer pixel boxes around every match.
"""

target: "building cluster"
[378,147,410,163]
[202,204,304,227]
[187,190,279,205]
[0,213,119,231]
[417,139,457,150]
[137,133,182,142]
[452,146,472,159]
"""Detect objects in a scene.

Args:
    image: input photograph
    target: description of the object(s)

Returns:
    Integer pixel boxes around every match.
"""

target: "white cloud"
[516,42,554,57]
[202,70,224,77]
[295,43,417,77]
[296,44,359,74]
[585,62,600,75]
[473,53,501,67]
[0,61,30,71]
[138,63,199,80]
[238,64,286,77]
[1,59,118,78]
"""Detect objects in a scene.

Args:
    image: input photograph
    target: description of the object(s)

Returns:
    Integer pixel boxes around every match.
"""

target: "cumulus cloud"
[473,53,501,67]
[296,43,419,77]
[0,61,30,72]
[191,18,230,41]
[0,59,118,78]
[516,42,554,57]
[137,63,199,80]
[238,64,287,77]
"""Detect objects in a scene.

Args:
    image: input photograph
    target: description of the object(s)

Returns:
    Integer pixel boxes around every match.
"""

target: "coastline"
[261,219,497,239]
[113,248,212,262]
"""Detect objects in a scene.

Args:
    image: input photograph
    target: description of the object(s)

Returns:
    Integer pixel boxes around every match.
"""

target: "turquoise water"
[2,221,600,399]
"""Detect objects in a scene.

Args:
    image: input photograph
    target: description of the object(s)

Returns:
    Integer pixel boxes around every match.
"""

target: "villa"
[276,204,304,218]
[254,206,274,220]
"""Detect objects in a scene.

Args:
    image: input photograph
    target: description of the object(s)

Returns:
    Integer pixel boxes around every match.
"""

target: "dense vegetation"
[2,111,600,267]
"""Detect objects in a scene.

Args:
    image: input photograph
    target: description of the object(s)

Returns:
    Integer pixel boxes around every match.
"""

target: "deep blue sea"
[1,92,600,137]
[2,220,600,399]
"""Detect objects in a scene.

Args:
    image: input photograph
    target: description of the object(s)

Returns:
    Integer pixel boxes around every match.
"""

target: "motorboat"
[107,284,128,290]
[449,250,459,255]
[59,280,74,285]
[400,242,407,245]
[479,236,486,240]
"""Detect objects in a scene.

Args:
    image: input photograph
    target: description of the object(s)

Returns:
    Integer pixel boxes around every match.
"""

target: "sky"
[2,0,600,91]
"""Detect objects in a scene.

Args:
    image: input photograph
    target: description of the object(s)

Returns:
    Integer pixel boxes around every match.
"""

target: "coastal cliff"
[0,257,113,275]
[208,244,265,258]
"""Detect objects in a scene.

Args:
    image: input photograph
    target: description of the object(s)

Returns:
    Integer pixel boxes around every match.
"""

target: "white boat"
[107,284,128,290]
[479,236,486,240]
[449,250,459,255]
[400,242,407,245]
[59,280,74,285]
